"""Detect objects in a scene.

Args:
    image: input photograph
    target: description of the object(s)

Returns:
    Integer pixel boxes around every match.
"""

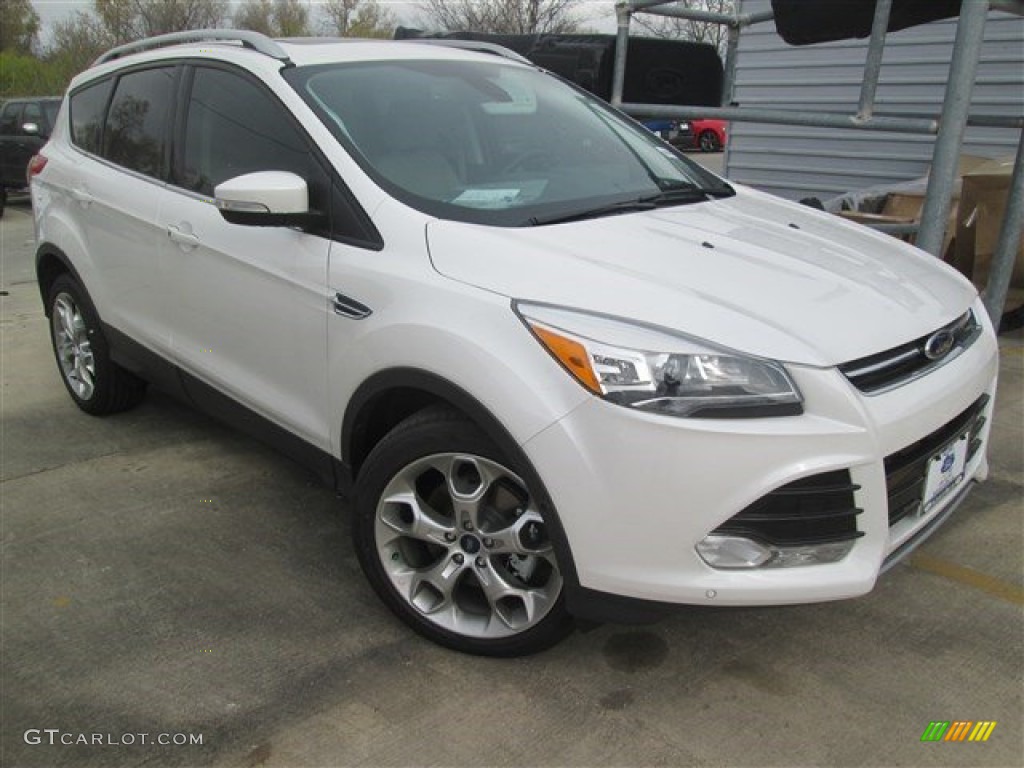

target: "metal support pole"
[982,129,1024,324]
[640,5,776,26]
[721,23,741,106]
[626,0,680,11]
[857,0,893,121]
[612,3,632,107]
[916,1,988,257]
[620,102,939,134]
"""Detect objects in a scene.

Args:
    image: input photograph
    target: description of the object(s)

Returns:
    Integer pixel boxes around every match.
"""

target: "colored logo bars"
[921,721,997,742]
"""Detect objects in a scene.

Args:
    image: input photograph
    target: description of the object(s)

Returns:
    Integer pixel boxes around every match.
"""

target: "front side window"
[102,67,176,178]
[70,79,114,155]
[180,67,314,196]
[286,59,729,226]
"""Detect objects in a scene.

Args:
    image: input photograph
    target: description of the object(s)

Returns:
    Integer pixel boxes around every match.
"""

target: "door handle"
[167,224,200,248]
[71,188,94,206]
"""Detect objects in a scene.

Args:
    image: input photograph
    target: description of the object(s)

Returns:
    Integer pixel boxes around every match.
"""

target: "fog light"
[696,536,855,569]
[696,535,772,568]
[761,540,855,568]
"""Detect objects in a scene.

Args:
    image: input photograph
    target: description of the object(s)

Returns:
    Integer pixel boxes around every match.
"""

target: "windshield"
[285,59,729,226]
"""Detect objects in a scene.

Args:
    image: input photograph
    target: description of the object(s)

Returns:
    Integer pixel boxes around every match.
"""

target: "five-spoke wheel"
[52,291,96,401]
[46,274,146,414]
[354,408,573,656]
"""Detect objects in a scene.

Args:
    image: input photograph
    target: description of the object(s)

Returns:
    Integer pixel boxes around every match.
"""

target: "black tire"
[353,406,574,656]
[47,274,147,415]
[699,130,721,153]
[0,188,6,218]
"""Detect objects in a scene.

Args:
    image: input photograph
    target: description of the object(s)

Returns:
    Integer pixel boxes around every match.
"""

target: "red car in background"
[641,118,728,153]
[688,119,727,152]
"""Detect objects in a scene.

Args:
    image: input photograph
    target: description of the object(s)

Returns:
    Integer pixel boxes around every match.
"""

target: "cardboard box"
[882,193,925,220]
[952,157,1024,292]
[837,211,917,242]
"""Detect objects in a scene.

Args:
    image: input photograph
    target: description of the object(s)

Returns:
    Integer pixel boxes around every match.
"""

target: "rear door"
[65,67,179,354]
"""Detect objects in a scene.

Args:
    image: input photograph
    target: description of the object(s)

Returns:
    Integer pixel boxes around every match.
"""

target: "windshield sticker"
[452,189,524,208]
[453,180,548,208]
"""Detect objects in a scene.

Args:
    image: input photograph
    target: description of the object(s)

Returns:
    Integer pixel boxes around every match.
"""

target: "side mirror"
[214,171,325,229]
[21,122,40,136]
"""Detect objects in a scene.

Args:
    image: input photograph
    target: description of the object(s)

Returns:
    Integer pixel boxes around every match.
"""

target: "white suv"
[31,31,998,655]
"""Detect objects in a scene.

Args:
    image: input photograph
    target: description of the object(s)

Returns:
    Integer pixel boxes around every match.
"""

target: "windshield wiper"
[640,182,736,204]
[526,183,735,226]
[527,199,658,226]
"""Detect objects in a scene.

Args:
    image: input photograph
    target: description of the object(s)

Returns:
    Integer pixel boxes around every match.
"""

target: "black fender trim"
[103,320,336,488]
[35,244,87,311]
[343,368,584,597]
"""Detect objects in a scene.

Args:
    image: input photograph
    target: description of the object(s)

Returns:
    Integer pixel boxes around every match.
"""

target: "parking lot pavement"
[2,200,1021,767]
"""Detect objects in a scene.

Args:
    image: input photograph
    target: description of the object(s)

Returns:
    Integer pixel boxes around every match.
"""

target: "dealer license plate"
[921,435,969,515]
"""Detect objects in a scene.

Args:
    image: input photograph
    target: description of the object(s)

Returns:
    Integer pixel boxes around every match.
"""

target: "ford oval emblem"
[923,329,956,361]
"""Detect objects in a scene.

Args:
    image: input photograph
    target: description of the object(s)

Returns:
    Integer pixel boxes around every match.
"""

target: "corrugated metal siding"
[724,0,1024,201]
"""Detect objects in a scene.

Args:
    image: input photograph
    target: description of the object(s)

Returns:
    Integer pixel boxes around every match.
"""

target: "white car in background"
[30,31,998,655]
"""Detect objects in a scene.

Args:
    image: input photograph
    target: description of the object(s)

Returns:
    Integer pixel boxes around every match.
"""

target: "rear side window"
[22,102,43,130]
[44,101,59,128]
[103,67,176,178]
[70,79,114,154]
[181,67,311,196]
[0,103,21,135]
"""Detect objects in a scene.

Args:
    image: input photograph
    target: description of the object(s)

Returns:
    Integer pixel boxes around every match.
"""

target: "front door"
[160,64,333,449]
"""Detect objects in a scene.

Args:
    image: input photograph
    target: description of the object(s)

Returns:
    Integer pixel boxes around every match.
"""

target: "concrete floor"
[2,196,1021,767]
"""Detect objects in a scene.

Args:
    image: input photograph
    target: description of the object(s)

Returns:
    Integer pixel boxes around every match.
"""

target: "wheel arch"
[342,367,581,589]
[36,244,85,315]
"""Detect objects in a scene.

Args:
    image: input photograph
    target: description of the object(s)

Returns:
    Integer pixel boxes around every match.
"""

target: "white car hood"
[426,186,977,367]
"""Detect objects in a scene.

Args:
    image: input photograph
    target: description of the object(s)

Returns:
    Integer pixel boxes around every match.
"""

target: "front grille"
[840,311,980,394]
[885,395,989,526]
[712,470,864,547]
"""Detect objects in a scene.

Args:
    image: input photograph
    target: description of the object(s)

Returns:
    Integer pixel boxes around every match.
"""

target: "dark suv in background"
[0,97,60,216]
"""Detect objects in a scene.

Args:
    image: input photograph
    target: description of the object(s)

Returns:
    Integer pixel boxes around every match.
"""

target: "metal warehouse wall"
[724,0,1024,201]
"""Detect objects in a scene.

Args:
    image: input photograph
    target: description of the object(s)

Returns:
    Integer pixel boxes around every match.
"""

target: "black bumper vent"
[885,395,989,527]
[712,470,863,547]
[840,311,979,394]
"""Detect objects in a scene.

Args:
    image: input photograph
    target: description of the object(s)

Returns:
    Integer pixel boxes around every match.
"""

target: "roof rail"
[93,29,291,67]
[403,39,532,65]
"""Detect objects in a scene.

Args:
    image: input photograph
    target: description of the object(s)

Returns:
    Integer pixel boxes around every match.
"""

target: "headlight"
[516,303,802,418]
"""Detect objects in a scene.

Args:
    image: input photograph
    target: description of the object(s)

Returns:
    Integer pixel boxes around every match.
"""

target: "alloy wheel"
[374,452,563,639]
[52,292,96,400]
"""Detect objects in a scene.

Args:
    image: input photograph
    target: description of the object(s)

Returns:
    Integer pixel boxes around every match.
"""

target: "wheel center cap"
[460,534,481,554]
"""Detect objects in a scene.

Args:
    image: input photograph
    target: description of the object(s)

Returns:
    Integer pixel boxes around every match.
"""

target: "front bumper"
[522,304,999,610]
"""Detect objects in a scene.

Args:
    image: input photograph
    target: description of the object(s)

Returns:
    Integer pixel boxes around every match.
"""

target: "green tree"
[417,0,581,35]
[634,0,735,55]
[321,0,395,38]
[31,0,230,95]
[93,0,229,44]
[233,0,311,36]
[0,52,66,97]
[1,0,41,54]
[47,12,113,80]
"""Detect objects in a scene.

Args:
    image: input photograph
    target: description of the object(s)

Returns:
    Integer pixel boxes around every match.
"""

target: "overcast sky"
[31,0,619,44]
